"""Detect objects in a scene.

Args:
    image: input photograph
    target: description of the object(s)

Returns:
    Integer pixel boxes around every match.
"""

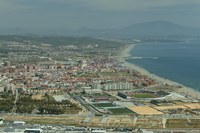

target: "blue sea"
[126,39,200,91]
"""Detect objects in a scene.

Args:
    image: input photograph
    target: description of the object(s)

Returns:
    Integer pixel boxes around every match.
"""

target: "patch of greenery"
[108,108,135,115]
[167,119,200,128]
[0,94,82,114]
[0,99,14,112]
[93,103,115,108]
[0,92,15,112]
[133,93,156,98]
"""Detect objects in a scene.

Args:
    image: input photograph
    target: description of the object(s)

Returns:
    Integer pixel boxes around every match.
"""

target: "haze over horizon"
[0,0,200,30]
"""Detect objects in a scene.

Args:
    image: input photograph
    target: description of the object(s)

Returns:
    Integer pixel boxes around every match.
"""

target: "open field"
[154,105,187,111]
[184,103,200,109]
[3,115,85,126]
[129,106,164,115]
[167,119,200,128]
[2,114,200,129]
[154,103,200,111]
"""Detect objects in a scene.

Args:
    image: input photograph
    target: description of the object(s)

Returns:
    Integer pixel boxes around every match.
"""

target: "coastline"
[118,44,200,99]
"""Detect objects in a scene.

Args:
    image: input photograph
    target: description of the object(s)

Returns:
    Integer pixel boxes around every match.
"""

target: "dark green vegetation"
[167,119,200,128]
[0,93,81,114]
[0,92,15,112]
[93,103,116,108]
[108,108,135,115]
[17,94,81,114]
[133,93,156,98]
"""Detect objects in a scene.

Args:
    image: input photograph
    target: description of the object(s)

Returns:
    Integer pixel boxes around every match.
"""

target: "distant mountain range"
[120,20,200,36]
[0,20,200,38]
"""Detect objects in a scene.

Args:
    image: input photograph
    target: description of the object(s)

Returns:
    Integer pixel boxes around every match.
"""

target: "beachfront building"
[92,81,133,90]
[102,82,133,90]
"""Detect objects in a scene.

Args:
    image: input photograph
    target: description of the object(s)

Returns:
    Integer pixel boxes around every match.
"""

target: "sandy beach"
[117,44,200,99]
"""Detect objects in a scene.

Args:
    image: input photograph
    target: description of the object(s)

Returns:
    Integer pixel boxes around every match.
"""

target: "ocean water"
[126,40,200,90]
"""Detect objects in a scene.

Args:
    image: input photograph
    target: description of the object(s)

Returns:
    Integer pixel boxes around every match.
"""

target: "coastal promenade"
[117,44,200,99]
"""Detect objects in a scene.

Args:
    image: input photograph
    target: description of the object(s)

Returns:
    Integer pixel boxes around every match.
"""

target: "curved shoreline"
[118,44,200,99]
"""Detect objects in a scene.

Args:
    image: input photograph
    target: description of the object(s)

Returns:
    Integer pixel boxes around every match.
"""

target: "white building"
[0,118,3,125]
[102,82,132,90]
[13,121,25,125]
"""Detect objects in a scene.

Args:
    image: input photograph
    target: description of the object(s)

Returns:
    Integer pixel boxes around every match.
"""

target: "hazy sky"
[0,0,200,29]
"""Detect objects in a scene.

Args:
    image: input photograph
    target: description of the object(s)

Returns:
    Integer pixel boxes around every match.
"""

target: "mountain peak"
[120,20,198,36]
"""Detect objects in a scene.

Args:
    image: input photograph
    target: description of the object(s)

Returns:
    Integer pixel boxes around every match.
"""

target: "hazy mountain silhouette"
[73,20,200,37]
[0,20,200,37]
[120,20,200,36]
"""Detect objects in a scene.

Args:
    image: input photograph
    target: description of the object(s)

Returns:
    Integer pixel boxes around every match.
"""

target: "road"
[11,89,19,114]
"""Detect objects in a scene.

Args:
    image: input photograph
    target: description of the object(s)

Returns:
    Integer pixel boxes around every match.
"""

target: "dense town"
[0,36,200,133]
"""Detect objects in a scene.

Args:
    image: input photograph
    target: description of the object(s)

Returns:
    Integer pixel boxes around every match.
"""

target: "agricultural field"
[133,93,156,98]
[92,102,116,108]
[167,119,200,128]
[108,108,135,115]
